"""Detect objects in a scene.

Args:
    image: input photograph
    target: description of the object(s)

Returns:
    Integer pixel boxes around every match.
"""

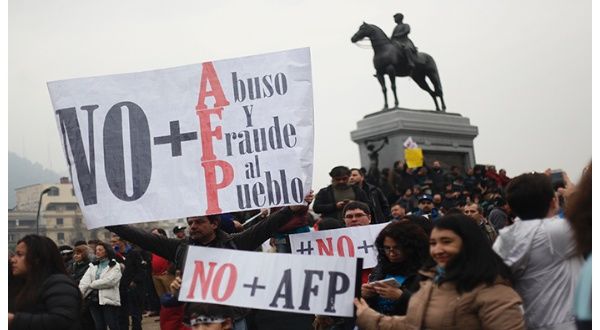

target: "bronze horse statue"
[351,22,446,111]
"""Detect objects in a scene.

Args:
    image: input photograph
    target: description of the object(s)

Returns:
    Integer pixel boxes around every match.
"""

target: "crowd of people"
[8,158,592,330]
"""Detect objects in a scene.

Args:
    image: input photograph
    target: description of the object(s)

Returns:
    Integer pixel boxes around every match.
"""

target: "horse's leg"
[376,73,388,110]
[440,96,447,111]
[386,67,399,108]
[426,68,446,111]
[411,73,440,111]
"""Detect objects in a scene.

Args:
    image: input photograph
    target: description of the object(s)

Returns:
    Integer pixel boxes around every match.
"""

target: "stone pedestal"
[350,108,478,170]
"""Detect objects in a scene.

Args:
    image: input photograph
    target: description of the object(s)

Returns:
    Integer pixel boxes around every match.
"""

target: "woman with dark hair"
[355,214,525,329]
[8,234,82,329]
[396,214,432,237]
[79,242,123,330]
[565,162,592,330]
[361,221,428,316]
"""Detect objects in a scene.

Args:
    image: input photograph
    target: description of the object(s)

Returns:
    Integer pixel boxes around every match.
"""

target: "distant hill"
[8,152,67,208]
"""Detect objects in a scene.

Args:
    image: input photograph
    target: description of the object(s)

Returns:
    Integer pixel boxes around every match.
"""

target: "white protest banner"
[47,48,314,229]
[178,246,358,317]
[289,223,387,269]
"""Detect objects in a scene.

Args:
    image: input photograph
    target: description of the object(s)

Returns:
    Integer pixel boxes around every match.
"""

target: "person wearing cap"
[390,13,417,72]
[173,225,187,239]
[313,165,371,223]
[412,194,441,221]
[59,244,74,272]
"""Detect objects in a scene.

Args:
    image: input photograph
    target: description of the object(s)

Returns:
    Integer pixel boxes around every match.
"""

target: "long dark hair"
[14,235,68,311]
[565,162,592,257]
[433,214,512,293]
[375,221,429,275]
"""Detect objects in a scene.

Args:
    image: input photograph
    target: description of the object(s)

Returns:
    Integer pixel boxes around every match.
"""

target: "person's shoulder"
[511,218,542,228]
[543,216,569,227]
[45,273,73,283]
[316,186,332,194]
[542,216,574,238]
[475,279,521,303]
[43,273,79,292]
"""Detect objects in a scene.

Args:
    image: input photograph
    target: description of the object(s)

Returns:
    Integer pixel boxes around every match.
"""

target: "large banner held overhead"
[47,48,314,229]
[178,246,358,317]
[289,223,387,269]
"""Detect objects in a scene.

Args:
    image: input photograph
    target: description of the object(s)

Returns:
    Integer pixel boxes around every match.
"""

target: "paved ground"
[140,315,161,330]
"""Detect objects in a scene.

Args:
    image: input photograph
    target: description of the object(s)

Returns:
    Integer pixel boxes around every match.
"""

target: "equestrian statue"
[351,13,446,112]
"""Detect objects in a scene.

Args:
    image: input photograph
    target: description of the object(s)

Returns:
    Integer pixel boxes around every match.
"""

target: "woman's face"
[73,250,84,262]
[11,242,28,276]
[382,237,404,263]
[429,228,463,268]
[95,245,107,259]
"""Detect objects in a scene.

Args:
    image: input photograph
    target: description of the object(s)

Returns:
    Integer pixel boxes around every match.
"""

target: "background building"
[8,177,184,249]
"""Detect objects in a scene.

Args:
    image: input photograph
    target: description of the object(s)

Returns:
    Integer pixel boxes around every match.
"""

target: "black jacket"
[360,183,391,224]
[106,207,301,272]
[12,274,82,330]
[69,261,89,285]
[118,247,146,289]
[313,185,371,221]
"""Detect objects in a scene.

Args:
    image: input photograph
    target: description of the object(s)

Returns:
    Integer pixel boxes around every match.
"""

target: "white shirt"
[493,217,582,330]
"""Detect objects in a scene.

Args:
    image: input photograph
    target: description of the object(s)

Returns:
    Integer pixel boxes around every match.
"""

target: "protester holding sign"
[107,202,311,270]
[47,48,314,230]
[355,214,525,330]
[106,202,311,328]
[362,221,428,316]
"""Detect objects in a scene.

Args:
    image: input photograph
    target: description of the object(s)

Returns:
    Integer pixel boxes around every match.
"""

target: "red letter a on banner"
[196,62,230,110]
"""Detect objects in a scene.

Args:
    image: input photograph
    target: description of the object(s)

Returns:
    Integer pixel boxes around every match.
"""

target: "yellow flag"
[405,148,423,168]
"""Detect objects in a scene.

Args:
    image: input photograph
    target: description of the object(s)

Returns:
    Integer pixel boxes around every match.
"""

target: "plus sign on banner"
[289,223,387,269]
[47,48,314,229]
[179,246,358,317]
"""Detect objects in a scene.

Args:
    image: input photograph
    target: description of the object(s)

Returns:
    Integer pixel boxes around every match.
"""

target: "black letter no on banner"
[103,102,152,201]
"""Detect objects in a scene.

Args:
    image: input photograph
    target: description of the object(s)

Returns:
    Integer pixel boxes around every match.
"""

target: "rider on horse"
[391,13,417,72]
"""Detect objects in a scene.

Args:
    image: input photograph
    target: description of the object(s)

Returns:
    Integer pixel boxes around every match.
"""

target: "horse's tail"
[419,52,444,97]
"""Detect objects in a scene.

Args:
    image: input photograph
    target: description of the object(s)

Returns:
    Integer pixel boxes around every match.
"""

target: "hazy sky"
[8,0,591,191]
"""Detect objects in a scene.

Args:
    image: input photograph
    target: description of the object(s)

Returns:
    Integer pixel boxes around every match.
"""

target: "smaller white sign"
[289,223,387,269]
[178,246,358,317]
[403,136,418,149]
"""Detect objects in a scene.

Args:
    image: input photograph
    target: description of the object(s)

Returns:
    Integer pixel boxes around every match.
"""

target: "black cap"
[173,225,187,234]
[418,194,433,202]
[329,166,351,178]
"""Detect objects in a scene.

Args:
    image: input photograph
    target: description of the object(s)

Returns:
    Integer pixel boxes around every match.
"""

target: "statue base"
[350,108,479,170]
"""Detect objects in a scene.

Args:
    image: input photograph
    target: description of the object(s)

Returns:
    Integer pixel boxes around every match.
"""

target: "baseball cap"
[418,194,433,202]
[173,225,187,234]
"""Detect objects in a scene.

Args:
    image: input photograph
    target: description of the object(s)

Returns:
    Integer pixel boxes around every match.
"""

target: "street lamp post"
[36,187,52,235]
